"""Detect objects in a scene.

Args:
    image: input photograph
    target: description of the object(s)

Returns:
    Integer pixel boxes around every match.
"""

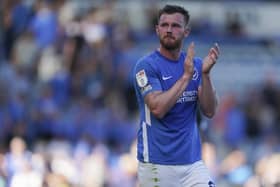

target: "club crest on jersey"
[192,67,199,80]
[136,69,148,87]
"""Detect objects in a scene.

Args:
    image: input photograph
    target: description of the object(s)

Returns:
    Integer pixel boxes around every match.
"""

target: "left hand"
[202,43,220,74]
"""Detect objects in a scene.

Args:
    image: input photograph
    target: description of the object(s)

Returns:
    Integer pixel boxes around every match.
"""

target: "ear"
[184,27,190,37]
[155,25,159,35]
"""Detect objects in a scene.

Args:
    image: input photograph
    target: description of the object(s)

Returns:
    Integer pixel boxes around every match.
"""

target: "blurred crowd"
[0,0,279,187]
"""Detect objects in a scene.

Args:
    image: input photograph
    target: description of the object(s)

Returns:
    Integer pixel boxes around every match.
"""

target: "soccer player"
[133,4,220,187]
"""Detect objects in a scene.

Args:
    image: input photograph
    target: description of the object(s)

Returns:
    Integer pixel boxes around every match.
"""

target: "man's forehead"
[159,13,185,24]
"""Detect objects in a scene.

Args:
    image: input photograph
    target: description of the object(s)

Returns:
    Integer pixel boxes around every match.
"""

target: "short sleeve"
[134,59,162,98]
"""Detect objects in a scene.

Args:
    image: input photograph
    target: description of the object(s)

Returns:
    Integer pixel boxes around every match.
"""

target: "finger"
[209,47,219,60]
[187,42,194,56]
[209,55,218,63]
[187,42,195,58]
[214,42,220,55]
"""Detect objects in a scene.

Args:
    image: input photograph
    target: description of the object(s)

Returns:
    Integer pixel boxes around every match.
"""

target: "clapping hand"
[202,43,220,74]
[184,42,195,79]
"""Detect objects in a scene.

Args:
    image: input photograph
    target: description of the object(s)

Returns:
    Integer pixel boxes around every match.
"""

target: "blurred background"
[0,0,279,186]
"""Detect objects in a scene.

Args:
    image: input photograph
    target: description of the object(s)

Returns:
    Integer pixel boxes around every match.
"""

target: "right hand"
[183,42,195,79]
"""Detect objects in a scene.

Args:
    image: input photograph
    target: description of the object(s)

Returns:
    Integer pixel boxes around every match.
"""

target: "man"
[133,4,220,187]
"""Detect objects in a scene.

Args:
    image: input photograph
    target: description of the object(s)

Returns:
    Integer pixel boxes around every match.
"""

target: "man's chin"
[164,46,176,50]
[160,39,180,50]
[163,44,179,50]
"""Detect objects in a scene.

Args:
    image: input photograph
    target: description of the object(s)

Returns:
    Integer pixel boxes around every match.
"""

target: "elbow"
[202,107,217,118]
[201,102,218,119]
[151,108,166,119]
[203,111,215,119]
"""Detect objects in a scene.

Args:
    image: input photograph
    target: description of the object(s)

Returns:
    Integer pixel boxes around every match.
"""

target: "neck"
[158,46,181,61]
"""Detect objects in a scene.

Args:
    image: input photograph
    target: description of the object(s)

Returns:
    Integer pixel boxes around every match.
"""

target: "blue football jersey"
[133,50,203,165]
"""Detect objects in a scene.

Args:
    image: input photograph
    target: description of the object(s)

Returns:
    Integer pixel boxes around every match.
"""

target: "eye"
[159,23,169,27]
[172,23,182,28]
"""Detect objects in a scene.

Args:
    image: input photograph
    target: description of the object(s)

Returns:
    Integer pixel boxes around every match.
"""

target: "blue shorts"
[138,160,215,187]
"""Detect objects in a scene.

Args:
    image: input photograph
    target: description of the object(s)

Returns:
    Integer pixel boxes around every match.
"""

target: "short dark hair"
[158,5,190,25]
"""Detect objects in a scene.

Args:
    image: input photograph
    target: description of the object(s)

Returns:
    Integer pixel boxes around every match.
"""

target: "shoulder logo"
[136,69,148,87]
[162,76,172,80]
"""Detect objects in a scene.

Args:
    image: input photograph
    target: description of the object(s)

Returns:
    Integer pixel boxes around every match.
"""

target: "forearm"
[199,73,218,118]
[145,75,191,118]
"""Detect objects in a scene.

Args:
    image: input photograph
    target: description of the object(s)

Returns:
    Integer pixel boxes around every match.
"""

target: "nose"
[167,25,172,33]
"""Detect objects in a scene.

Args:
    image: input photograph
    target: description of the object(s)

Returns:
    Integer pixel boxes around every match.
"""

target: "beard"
[159,35,183,50]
